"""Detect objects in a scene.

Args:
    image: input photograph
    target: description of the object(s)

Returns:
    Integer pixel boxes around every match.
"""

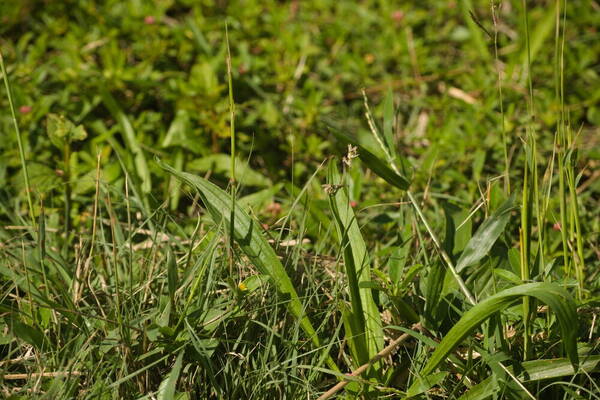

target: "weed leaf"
[157,350,184,400]
[456,195,515,273]
[459,353,600,400]
[421,282,579,376]
[328,160,383,364]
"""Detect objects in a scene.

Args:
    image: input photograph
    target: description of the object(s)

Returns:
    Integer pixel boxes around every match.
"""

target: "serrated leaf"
[46,113,71,148]
[71,124,87,141]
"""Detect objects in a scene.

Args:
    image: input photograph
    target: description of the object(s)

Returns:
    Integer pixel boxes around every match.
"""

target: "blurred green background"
[1,0,598,221]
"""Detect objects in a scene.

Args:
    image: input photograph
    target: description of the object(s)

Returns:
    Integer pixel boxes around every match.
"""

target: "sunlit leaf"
[421,283,579,376]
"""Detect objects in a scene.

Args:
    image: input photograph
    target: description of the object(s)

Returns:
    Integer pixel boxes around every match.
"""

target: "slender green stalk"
[555,0,571,284]
[406,191,476,305]
[0,50,34,227]
[556,0,585,297]
[226,25,236,189]
[520,144,533,360]
[225,24,237,276]
[63,141,72,254]
[521,0,540,360]
[567,147,585,298]
[38,198,50,299]
[491,0,510,194]
[125,174,133,294]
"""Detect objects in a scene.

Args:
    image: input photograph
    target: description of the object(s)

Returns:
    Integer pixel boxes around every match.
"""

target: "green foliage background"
[0,0,599,399]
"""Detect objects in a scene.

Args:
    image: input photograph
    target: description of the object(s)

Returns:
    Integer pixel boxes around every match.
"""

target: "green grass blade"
[327,160,383,364]
[167,247,178,313]
[0,50,35,228]
[455,195,515,273]
[421,282,579,376]
[459,354,600,400]
[406,371,448,398]
[157,350,184,400]
[6,317,48,350]
[459,0,491,61]
[382,88,395,157]
[158,160,338,372]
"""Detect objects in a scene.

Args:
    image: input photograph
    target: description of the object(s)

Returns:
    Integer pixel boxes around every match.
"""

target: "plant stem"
[225,24,237,277]
[0,50,35,227]
[406,191,476,306]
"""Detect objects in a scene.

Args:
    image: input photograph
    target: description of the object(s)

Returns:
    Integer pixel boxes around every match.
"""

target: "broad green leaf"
[493,268,522,285]
[188,154,271,187]
[442,204,472,255]
[159,160,338,372]
[424,262,446,328]
[388,239,410,286]
[238,274,270,293]
[327,160,383,365]
[238,183,284,209]
[456,195,515,273]
[46,113,87,149]
[459,353,600,400]
[162,109,191,148]
[157,350,184,400]
[326,122,410,190]
[12,162,61,194]
[6,318,47,350]
[421,282,579,376]
[406,372,448,398]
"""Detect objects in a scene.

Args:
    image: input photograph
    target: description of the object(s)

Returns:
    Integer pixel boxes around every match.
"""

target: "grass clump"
[1,1,599,399]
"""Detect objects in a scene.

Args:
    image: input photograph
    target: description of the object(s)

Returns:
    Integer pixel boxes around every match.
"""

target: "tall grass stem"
[0,50,34,227]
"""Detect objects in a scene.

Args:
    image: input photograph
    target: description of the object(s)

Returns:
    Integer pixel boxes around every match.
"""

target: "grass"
[1,0,599,399]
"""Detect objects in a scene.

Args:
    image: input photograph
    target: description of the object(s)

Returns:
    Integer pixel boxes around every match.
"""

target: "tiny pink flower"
[19,105,32,114]
[350,201,358,208]
[391,10,404,23]
[144,16,156,25]
[553,222,562,231]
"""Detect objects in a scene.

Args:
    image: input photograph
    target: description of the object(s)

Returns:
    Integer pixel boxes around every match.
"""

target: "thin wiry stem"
[225,24,237,277]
